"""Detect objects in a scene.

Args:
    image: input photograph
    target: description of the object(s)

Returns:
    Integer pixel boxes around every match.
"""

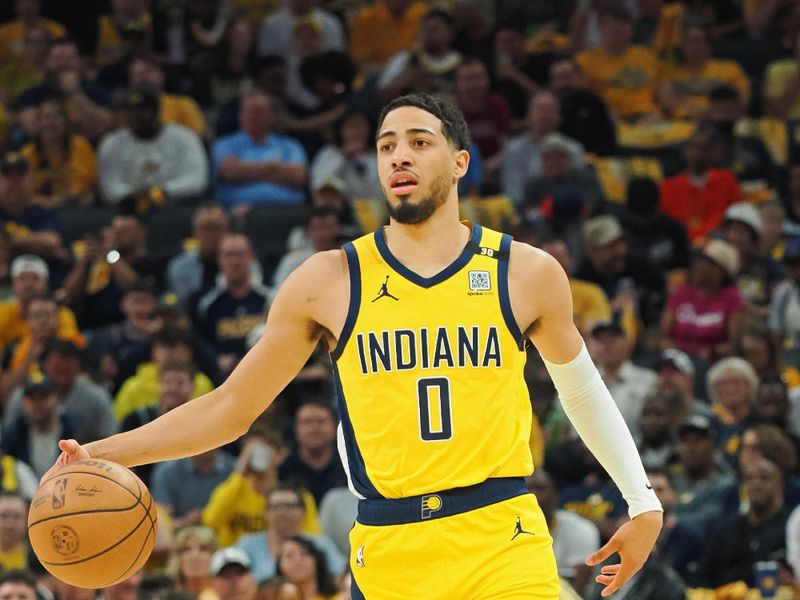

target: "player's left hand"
[585,510,663,597]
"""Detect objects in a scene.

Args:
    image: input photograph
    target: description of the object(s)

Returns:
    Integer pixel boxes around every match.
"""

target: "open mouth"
[390,171,419,195]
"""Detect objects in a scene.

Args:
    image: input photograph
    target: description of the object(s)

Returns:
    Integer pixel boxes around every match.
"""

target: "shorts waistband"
[356,477,528,526]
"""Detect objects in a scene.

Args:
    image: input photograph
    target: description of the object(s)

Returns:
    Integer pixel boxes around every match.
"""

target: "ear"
[453,148,470,180]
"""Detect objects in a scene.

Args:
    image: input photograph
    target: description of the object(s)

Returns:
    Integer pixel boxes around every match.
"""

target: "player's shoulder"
[509,240,564,280]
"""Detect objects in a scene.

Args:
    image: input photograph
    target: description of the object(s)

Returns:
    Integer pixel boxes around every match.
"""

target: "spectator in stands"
[706,85,777,189]
[770,237,800,353]
[279,400,347,507]
[661,239,745,360]
[376,9,463,100]
[201,16,255,110]
[489,21,541,122]
[167,526,216,600]
[236,485,345,583]
[0,494,30,571]
[271,208,341,297]
[538,237,611,336]
[576,5,661,120]
[0,571,37,600]
[128,56,207,137]
[525,133,604,211]
[19,97,95,208]
[0,25,48,104]
[526,469,599,591]
[660,129,741,242]
[548,56,616,156]
[152,447,236,529]
[310,108,382,204]
[97,85,208,206]
[707,357,760,466]
[614,177,690,274]
[274,536,340,599]
[699,456,789,588]
[0,254,77,352]
[16,37,113,143]
[453,57,512,175]
[257,0,344,60]
[576,214,666,328]
[2,374,78,478]
[644,466,705,586]
[720,202,783,314]
[103,571,144,600]
[114,327,213,422]
[94,0,152,68]
[654,348,712,425]
[95,18,153,94]
[587,319,657,436]
[61,212,163,329]
[0,0,65,67]
[765,33,800,119]
[501,91,585,208]
[190,233,268,373]
[659,25,749,120]
[735,324,797,388]
[86,280,159,390]
[210,547,257,600]
[168,204,231,306]
[4,339,115,444]
[754,379,798,440]
[212,90,307,208]
[637,395,678,469]
[672,414,735,537]
[0,154,66,263]
[348,0,427,77]
[202,428,319,548]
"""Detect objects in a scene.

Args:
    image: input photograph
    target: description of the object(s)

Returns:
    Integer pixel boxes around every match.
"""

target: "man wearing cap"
[500,90,585,207]
[770,236,800,349]
[258,0,344,61]
[719,201,783,311]
[1,374,78,478]
[654,348,713,427]
[576,213,666,328]
[97,84,208,206]
[0,254,78,350]
[671,414,735,537]
[210,547,257,600]
[0,154,66,262]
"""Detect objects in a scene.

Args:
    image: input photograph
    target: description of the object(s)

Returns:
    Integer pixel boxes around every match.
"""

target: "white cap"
[210,547,251,576]
[723,202,762,238]
[10,254,48,280]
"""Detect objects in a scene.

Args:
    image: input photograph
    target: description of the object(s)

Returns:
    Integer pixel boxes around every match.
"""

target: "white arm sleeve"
[542,342,663,519]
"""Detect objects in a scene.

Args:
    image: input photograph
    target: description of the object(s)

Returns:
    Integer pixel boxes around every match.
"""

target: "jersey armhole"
[498,234,525,351]
[330,242,361,361]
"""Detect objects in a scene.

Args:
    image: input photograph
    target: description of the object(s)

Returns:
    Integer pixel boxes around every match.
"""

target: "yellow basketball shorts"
[349,480,558,599]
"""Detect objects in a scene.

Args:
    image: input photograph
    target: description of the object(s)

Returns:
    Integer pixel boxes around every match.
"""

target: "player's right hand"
[39,439,91,485]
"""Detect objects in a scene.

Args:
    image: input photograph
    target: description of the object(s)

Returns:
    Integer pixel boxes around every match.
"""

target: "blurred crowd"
[3,0,800,598]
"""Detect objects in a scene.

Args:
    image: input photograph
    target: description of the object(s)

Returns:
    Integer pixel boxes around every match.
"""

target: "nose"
[390,141,413,169]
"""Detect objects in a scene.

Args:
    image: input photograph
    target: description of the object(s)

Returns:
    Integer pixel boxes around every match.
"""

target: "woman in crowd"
[272,536,339,600]
[734,324,800,389]
[166,525,217,600]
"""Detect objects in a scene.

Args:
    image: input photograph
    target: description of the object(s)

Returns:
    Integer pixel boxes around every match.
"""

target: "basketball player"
[46,94,662,598]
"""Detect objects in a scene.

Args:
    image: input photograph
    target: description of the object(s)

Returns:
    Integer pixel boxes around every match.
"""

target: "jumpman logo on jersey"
[372,275,399,302]
[511,517,535,541]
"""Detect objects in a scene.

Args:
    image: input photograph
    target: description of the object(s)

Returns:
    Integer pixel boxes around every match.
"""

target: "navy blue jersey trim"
[374,223,483,288]
[332,361,382,499]
[330,243,361,361]
[498,233,525,350]
[350,571,366,599]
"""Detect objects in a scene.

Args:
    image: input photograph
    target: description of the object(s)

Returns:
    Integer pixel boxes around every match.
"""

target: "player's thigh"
[442,493,559,599]
[348,519,450,600]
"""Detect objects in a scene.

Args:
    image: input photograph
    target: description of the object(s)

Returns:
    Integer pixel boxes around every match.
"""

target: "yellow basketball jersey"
[332,223,533,499]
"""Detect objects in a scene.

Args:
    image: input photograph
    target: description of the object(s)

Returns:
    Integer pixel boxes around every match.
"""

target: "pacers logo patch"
[421,494,442,519]
[468,271,491,291]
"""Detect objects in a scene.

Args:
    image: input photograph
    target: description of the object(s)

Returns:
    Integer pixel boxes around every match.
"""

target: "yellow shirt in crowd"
[160,94,208,138]
[661,59,750,118]
[0,301,79,350]
[349,1,428,68]
[576,45,662,119]
[95,12,152,67]
[765,59,800,119]
[21,134,96,204]
[0,19,66,65]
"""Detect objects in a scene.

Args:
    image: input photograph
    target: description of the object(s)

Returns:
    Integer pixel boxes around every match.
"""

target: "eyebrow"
[376,127,437,142]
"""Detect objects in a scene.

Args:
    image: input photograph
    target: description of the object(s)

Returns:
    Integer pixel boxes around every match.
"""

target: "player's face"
[0,583,35,600]
[377,106,463,224]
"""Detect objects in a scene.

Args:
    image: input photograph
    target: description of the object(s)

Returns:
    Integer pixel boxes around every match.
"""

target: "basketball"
[28,459,158,589]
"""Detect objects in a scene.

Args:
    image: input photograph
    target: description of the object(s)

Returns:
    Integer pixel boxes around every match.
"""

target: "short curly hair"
[377,93,471,151]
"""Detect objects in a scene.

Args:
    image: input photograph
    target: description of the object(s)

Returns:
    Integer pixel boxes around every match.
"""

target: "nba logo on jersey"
[421,494,443,519]
[468,271,491,291]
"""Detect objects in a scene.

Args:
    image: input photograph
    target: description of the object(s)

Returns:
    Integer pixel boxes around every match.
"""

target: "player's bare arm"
[509,241,663,597]
[47,249,349,475]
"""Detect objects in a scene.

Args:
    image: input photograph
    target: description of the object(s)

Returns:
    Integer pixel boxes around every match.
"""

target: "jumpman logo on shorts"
[372,275,399,302]
[511,517,535,541]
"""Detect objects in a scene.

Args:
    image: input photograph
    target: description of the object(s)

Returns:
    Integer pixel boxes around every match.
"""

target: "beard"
[384,170,452,224]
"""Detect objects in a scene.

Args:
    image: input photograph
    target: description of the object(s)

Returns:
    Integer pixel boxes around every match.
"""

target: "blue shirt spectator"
[212,91,307,207]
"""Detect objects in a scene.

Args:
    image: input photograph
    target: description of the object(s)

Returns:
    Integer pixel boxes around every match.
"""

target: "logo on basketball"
[51,479,68,510]
[50,525,80,556]
[73,484,102,498]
